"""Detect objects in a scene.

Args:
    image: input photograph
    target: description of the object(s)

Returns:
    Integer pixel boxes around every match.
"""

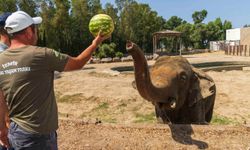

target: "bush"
[115,52,123,58]
[94,43,124,59]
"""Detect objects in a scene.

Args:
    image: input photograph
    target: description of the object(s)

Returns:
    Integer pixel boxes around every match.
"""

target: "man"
[0,11,109,149]
[0,12,12,150]
[0,12,11,52]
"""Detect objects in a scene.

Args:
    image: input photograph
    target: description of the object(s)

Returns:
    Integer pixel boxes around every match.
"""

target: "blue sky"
[100,0,250,28]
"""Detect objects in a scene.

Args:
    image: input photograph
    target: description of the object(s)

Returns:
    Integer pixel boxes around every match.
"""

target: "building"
[210,27,250,51]
[226,27,250,46]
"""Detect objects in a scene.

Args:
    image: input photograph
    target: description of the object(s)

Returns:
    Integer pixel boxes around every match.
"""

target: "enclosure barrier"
[224,45,250,57]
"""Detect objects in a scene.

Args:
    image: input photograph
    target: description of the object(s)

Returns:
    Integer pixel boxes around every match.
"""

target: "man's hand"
[92,31,111,47]
[0,124,10,148]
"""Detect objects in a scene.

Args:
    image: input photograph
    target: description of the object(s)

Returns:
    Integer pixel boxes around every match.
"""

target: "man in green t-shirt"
[0,11,109,150]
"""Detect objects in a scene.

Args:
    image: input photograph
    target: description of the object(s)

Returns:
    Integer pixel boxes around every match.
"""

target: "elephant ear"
[188,67,215,107]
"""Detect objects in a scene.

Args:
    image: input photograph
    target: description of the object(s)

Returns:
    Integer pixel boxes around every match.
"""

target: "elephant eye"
[179,72,187,82]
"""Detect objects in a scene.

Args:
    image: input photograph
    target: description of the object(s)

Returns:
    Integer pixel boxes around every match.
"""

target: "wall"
[240,27,250,46]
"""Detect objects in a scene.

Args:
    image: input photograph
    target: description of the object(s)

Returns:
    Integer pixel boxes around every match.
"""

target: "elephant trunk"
[126,42,166,103]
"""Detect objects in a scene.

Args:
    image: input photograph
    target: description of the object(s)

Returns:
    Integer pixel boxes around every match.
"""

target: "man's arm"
[64,33,109,71]
[0,90,10,148]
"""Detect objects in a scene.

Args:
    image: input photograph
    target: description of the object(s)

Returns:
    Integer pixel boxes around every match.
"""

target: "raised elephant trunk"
[126,42,166,103]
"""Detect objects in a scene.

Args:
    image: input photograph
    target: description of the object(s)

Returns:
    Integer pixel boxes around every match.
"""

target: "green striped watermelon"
[89,14,114,37]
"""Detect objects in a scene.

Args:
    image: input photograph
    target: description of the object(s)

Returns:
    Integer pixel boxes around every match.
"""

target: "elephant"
[126,42,216,124]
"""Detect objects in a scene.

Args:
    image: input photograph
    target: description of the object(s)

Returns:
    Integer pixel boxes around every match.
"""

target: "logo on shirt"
[2,61,18,69]
[0,61,31,76]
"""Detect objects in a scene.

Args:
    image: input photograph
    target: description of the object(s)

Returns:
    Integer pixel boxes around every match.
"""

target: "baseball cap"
[4,11,42,34]
[0,12,12,26]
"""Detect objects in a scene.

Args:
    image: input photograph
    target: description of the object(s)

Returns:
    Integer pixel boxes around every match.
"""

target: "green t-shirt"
[0,45,69,134]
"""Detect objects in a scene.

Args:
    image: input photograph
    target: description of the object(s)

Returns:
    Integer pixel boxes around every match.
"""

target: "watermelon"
[89,14,114,37]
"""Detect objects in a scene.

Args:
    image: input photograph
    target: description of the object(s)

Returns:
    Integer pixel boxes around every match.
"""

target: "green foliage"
[71,0,92,55]
[115,52,123,58]
[211,115,239,125]
[94,42,118,58]
[223,20,233,39]
[120,2,165,52]
[190,23,208,49]
[0,0,17,13]
[115,0,134,11]
[133,112,156,123]
[164,16,186,30]
[18,0,37,17]
[175,23,193,49]
[192,9,208,24]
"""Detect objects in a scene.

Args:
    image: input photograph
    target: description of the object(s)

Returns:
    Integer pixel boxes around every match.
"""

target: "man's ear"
[25,27,33,39]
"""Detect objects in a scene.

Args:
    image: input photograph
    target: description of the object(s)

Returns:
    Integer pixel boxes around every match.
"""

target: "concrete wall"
[240,27,250,46]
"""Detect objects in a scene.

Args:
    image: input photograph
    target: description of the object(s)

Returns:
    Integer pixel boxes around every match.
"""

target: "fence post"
[229,46,232,55]
[233,46,235,55]
[238,45,240,56]
[236,46,239,56]
[249,45,250,56]
[244,45,247,56]
[240,45,243,56]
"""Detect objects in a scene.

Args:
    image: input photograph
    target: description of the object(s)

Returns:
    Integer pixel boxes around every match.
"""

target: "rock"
[92,58,101,64]
[153,53,160,60]
[113,57,121,62]
[101,57,113,63]
[101,69,120,76]
[121,56,133,62]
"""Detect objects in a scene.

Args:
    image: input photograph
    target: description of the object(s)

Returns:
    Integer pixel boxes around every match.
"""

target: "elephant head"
[126,42,216,124]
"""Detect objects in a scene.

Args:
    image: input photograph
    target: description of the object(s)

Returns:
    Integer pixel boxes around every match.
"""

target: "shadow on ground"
[168,124,208,149]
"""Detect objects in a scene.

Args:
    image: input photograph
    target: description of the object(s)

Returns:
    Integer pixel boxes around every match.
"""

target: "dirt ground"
[55,51,250,149]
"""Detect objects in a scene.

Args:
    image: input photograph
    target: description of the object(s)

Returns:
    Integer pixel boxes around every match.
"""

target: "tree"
[115,0,134,11]
[191,23,208,49]
[0,0,17,13]
[213,18,224,40]
[38,0,56,48]
[164,16,186,30]
[17,0,37,17]
[104,3,119,26]
[103,3,122,49]
[192,9,208,24]
[175,23,193,49]
[119,2,165,52]
[87,0,103,17]
[222,20,232,39]
[71,0,92,54]
[52,0,72,53]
